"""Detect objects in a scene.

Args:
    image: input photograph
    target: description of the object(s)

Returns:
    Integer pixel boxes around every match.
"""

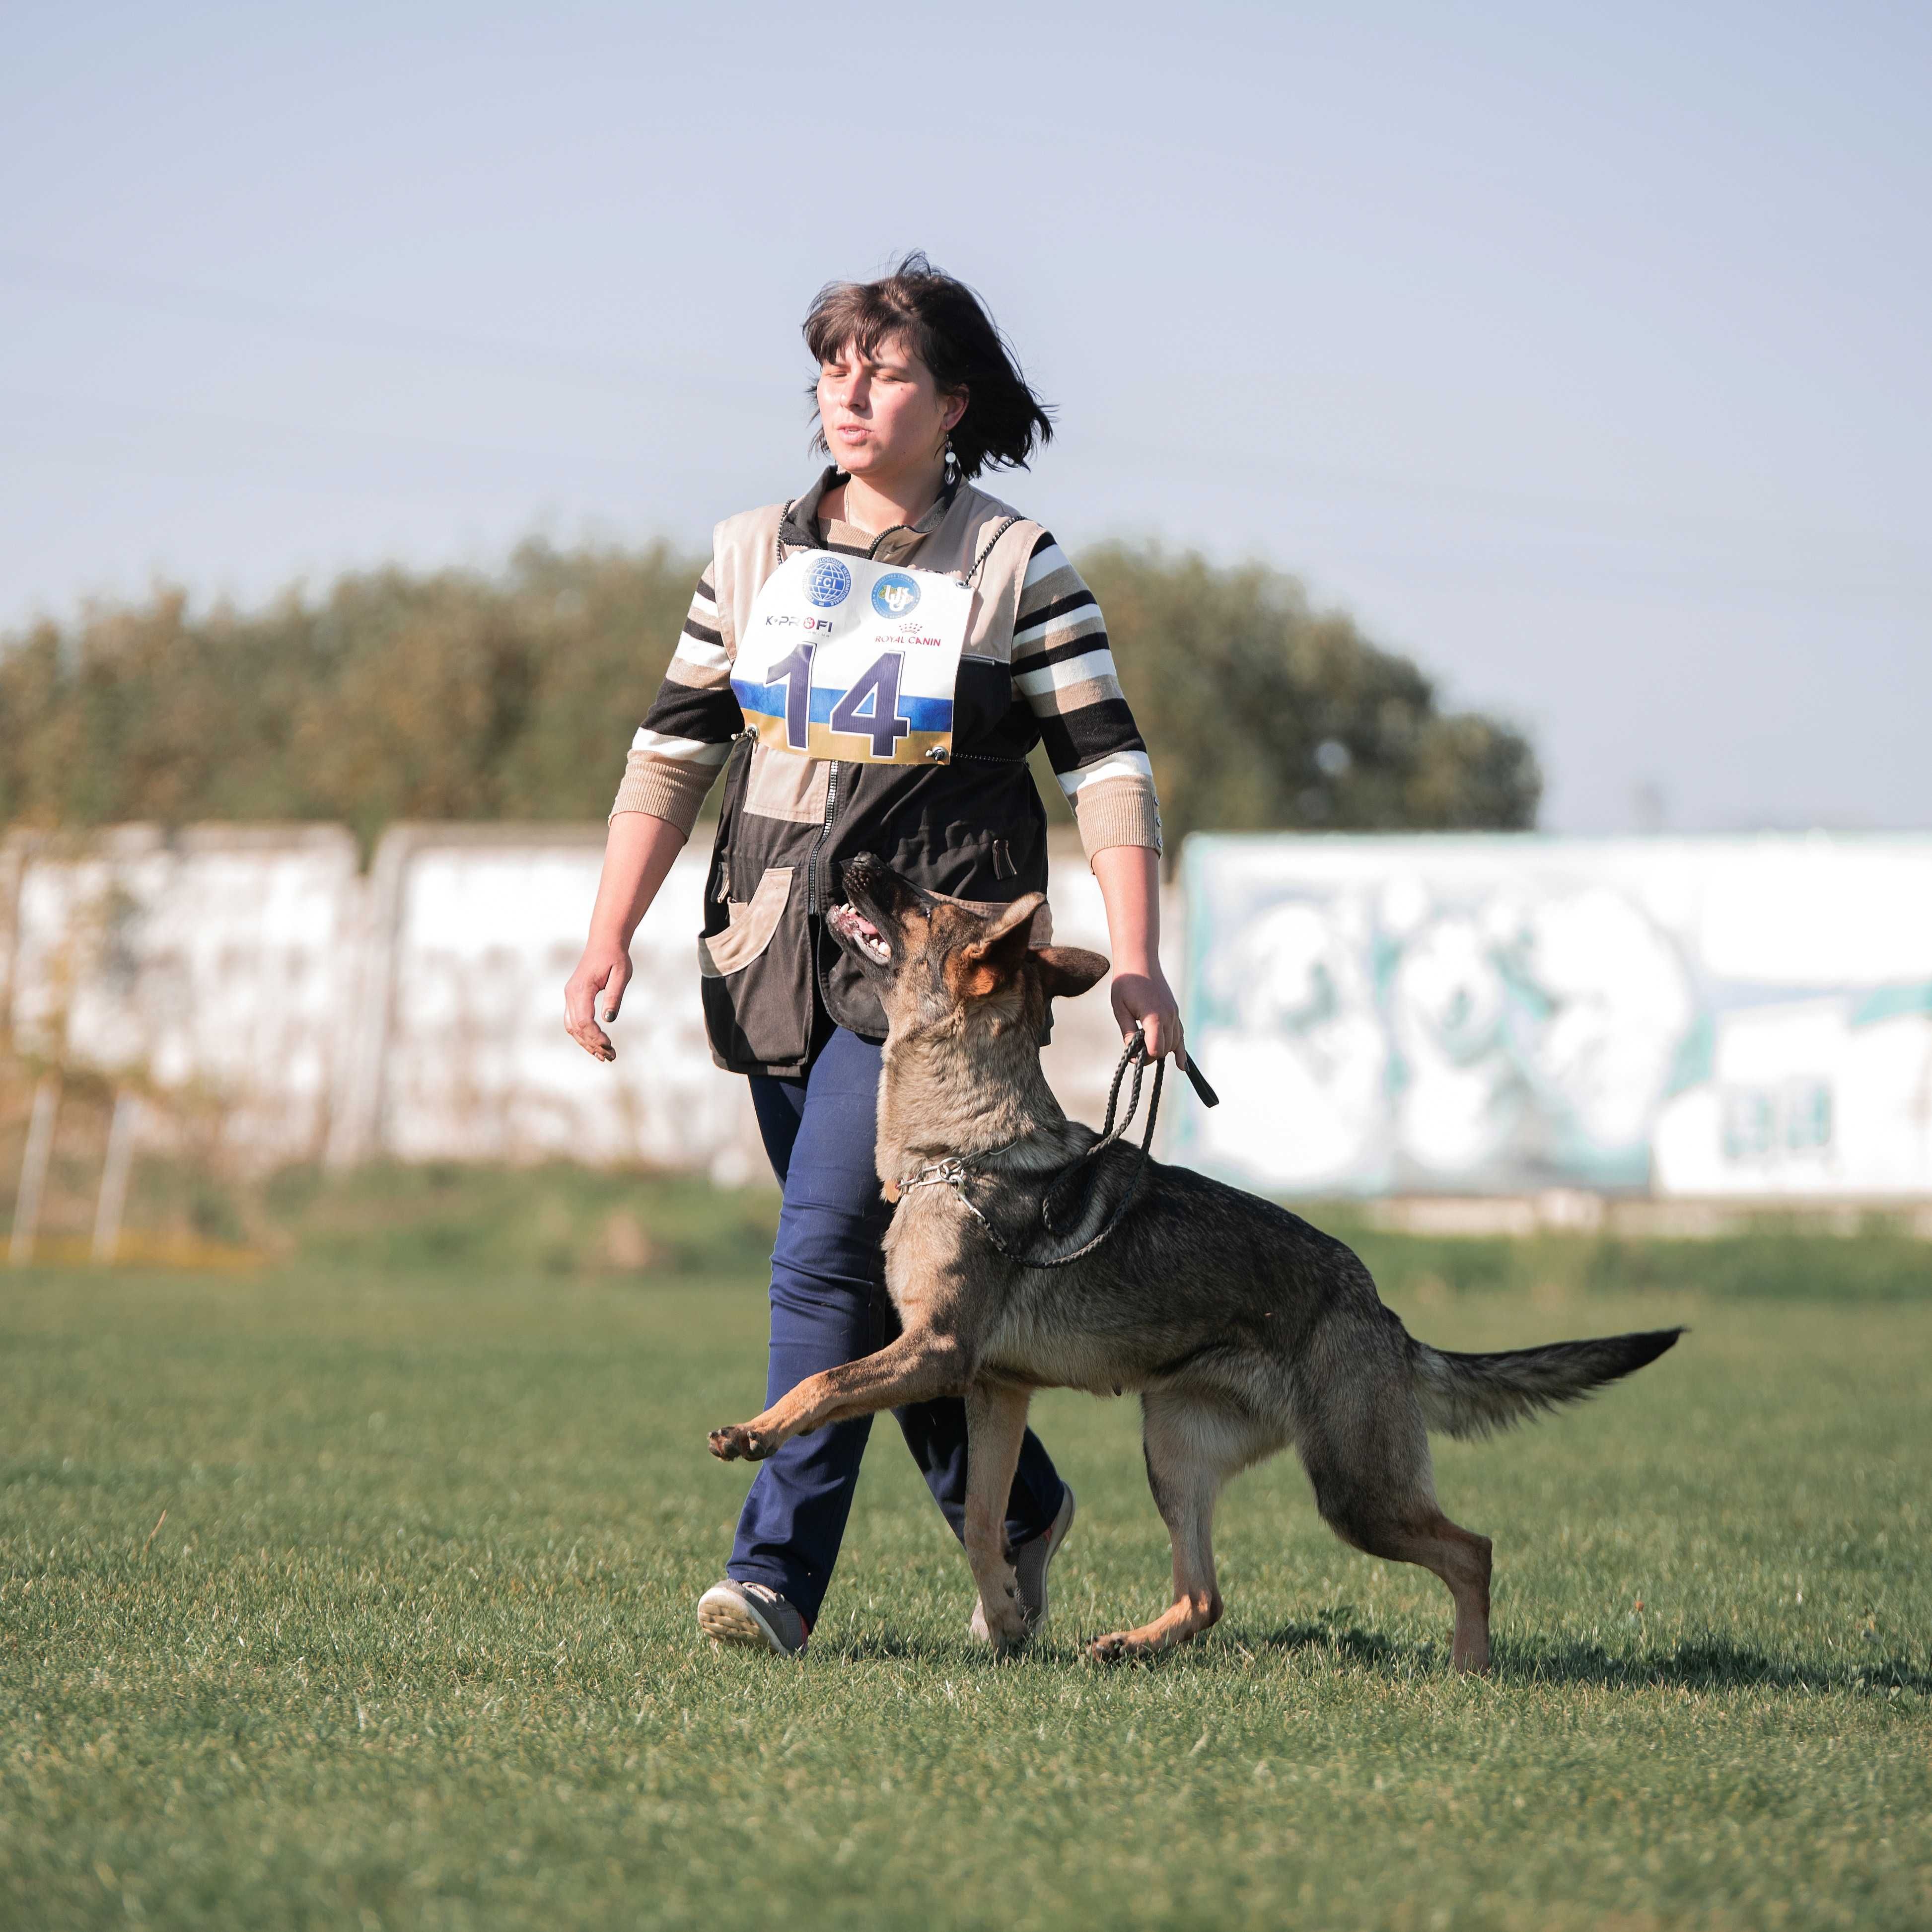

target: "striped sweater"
[612,502,1161,858]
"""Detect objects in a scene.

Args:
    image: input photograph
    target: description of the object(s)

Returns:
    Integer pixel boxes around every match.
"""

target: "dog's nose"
[840,853,883,894]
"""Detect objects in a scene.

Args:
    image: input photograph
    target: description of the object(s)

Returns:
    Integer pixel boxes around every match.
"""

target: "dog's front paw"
[1088,1629,1152,1665]
[708,1424,771,1462]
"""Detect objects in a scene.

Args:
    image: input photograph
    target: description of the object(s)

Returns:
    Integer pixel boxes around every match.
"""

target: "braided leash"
[898,1028,1218,1269]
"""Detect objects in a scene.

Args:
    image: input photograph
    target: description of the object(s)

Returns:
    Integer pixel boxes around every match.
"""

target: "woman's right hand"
[565,937,633,1062]
[566,812,691,1064]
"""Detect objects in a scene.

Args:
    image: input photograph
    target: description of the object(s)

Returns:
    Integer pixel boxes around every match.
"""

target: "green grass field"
[3,1175,1929,1930]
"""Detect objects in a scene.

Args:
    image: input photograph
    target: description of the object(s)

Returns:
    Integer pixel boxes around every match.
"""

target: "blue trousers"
[726,1024,1066,1626]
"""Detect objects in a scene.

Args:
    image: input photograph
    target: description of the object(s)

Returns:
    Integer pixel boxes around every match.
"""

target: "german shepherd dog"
[709,856,1681,1670]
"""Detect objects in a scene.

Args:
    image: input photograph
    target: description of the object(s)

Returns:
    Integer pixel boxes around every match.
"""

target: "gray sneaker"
[696,1579,808,1656]
[969,1484,1076,1644]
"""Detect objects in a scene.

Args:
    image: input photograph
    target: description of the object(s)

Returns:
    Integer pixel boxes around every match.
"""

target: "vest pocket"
[698,864,810,1065]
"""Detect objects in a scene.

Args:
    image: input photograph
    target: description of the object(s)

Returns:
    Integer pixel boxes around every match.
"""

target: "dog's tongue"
[831,903,883,943]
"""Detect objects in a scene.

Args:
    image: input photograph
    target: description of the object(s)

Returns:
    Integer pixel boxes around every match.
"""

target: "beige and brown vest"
[699,473,1054,1075]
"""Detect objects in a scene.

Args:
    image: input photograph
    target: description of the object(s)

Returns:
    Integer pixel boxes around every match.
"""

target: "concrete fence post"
[324,825,419,1170]
[8,1073,60,1267]
[91,1090,140,1265]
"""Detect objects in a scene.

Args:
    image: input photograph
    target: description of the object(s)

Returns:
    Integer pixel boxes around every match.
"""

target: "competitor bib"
[731,550,973,765]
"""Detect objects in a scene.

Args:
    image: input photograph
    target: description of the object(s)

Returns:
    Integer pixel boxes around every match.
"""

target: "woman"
[564,253,1181,1655]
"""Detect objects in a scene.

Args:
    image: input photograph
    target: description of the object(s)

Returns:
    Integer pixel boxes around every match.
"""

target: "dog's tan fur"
[710,859,1679,1666]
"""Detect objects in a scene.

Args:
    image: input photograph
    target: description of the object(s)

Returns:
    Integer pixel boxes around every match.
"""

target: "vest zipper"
[806,759,843,1019]
[807,760,841,917]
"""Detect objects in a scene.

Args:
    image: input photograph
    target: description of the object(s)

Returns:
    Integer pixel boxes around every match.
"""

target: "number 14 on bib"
[731,552,974,766]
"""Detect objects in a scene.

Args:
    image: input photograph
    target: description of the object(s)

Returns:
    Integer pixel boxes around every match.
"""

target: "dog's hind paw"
[971,1585,1028,1653]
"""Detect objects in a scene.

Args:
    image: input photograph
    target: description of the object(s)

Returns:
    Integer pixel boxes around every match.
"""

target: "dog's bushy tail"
[1409,1328,1682,1440]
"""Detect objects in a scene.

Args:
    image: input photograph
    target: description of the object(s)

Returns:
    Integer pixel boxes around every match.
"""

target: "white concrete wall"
[19,822,1923,1199]
[334,828,766,1182]
[2,826,365,1166]
[0,823,1156,1180]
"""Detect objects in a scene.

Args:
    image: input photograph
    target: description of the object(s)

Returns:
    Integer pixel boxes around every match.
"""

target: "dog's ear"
[957,892,1047,998]
[1031,945,1109,1002]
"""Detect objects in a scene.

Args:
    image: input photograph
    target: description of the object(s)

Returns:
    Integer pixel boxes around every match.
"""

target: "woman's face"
[816,332,966,482]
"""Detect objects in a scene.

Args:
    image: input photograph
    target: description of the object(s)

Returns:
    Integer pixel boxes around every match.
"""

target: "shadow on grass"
[790,1605,1930,1690]
[1254,1606,1931,1695]
[822,1629,980,1666]
[1503,1634,1931,1695]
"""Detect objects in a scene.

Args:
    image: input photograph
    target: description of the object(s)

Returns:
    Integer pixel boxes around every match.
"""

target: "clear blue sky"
[2,0,1925,832]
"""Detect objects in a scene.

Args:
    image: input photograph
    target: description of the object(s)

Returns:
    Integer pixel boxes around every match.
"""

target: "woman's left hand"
[1111,960,1185,1069]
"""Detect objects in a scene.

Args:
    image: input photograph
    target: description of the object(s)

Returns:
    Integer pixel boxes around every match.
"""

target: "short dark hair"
[803,252,1054,481]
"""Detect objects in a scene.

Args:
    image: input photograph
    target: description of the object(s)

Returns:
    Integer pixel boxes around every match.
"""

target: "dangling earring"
[942,433,960,487]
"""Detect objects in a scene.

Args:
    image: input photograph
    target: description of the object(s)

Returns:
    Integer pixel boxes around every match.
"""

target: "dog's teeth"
[828,900,888,961]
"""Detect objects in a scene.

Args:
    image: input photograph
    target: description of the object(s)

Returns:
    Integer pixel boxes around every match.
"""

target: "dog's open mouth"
[827,902,891,964]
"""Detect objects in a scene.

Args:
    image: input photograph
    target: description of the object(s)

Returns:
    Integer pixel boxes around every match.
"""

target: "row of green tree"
[0,540,1539,854]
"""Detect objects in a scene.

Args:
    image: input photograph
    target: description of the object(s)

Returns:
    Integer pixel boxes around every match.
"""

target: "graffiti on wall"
[1175,835,1932,1198]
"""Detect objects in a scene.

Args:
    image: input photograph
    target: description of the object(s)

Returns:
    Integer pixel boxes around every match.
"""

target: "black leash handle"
[1181,1056,1219,1110]
[1120,1024,1219,1110]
